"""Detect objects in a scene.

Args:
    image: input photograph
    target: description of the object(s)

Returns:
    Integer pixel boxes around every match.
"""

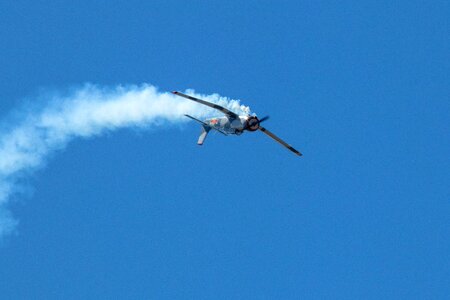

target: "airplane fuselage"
[204,116,258,135]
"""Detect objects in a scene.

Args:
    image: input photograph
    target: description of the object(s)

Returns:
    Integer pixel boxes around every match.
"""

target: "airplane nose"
[246,116,260,131]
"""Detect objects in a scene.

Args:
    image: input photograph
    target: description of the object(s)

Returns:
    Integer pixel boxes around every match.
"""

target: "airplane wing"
[259,126,302,156]
[173,91,240,119]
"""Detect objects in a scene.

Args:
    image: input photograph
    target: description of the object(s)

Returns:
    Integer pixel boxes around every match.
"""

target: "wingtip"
[288,146,302,156]
[293,150,302,156]
[172,91,178,94]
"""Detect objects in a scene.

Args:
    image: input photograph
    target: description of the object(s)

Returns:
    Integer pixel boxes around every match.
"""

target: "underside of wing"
[173,91,239,119]
[259,127,302,156]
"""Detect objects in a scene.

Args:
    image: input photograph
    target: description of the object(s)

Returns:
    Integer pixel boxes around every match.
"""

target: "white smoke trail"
[0,83,251,238]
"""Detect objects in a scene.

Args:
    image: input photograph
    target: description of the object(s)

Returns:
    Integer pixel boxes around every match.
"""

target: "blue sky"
[0,1,449,299]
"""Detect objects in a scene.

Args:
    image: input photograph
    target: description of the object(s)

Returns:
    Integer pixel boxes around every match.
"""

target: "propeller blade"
[258,115,270,123]
[259,127,302,156]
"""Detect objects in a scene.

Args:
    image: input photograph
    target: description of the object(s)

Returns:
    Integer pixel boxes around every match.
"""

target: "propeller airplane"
[173,91,302,156]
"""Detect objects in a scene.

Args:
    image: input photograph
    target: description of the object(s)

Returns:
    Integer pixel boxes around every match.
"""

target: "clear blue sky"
[1,1,449,299]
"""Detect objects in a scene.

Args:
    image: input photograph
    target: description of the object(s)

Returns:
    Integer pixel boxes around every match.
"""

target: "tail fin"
[198,125,211,145]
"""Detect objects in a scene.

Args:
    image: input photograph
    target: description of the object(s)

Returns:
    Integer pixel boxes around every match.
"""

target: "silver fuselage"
[204,116,248,134]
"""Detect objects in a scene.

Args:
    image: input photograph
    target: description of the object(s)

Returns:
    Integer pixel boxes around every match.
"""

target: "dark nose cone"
[247,117,260,131]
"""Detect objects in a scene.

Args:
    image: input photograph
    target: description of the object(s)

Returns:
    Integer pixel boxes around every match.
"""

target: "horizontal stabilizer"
[184,114,208,126]
[184,115,227,135]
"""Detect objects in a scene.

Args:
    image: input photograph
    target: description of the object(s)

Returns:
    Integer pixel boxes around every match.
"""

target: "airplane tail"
[198,125,211,145]
[183,114,227,145]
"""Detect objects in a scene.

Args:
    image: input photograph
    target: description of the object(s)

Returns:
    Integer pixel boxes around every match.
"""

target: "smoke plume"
[0,84,251,238]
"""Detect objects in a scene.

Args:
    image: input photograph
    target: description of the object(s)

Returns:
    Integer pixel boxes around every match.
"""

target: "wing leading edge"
[172,91,239,119]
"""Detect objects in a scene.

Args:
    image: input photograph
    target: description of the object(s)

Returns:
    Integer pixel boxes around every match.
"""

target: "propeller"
[246,115,267,131]
[258,115,270,123]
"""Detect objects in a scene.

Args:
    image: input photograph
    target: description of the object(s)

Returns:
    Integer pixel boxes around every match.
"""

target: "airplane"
[172,91,302,156]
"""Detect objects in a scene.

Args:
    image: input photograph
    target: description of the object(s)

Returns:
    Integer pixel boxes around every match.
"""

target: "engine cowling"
[245,116,260,131]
